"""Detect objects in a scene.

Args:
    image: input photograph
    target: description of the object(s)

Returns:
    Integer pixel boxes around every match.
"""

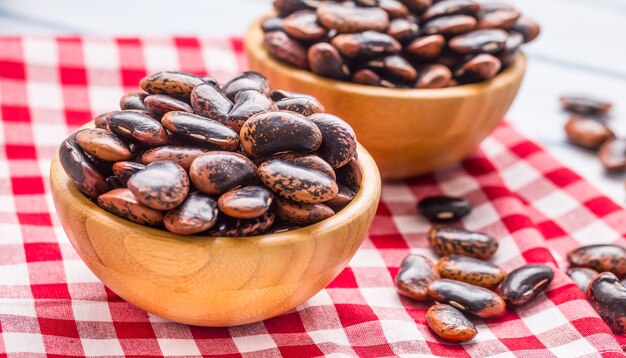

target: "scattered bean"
[567,267,598,293]
[567,244,626,278]
[560,95,613,117]
[428,225,498,259]
[426,304,477,343]
[428,279,506,318]
[436,255,506,288]
[586,272,626,334]
[417,195,472,222]
[599,139,626,171]
[395,254,440,301]
[499,264,554,306]
[564,116,614,150]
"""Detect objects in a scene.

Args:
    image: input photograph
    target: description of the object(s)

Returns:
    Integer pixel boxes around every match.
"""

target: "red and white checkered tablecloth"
[0,36,625,357]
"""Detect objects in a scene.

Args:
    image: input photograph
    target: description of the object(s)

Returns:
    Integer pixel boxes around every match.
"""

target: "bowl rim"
[51,137,381,247]
[246,14,527,99]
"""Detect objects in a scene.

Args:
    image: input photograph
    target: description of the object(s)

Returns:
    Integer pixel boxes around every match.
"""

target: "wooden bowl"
[245,17,527,179]
[50,136,381,327]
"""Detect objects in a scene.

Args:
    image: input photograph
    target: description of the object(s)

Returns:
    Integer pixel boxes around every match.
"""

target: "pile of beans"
[262,0,540,88]
[58,71,362,237]
[397,195,555,342]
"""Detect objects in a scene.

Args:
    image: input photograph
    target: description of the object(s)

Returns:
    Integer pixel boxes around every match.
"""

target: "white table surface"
[1,0,626,202]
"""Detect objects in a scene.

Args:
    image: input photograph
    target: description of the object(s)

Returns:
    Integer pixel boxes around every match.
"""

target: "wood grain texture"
[245,16,527,179]
[50,129,381,327]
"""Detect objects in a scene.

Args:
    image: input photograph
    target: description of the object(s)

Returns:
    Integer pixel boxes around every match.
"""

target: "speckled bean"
[127,161,190,210]
[221,71,271,101]
[449,29,508,54]
[163,192,218,235]
[218,186,274,219]
[567,244,626,278]
[436,255,506,288]
[161,111,239,151]
[395,254,440,301]
[190,83,234,124]
[107,110,169,147]
[428,225,498,259]
[324,184,356,212]
[499,264,554,306]
[309,113,357,168]
[275,197,335,225]
[141,146,210,171]
[76,128,132,162]
[207,212,275,237]
[567,267,598,293]
[316,2,389,33]
[428,279,506,318]
[331,31,401,59]
[307,43,351,80]
[189,151,259,195]
[264,31,309,69]
[140,71,204,101]
[59,138,109,199]
[97,188,164,226]
[119,92,149,111]
[586,272,626,334]
[226,90,275,132]
[144,94,193,115]
[112,161,145,186]
[426,304,477,343]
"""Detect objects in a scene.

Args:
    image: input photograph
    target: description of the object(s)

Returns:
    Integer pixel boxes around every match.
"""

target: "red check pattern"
[0,36,624,357]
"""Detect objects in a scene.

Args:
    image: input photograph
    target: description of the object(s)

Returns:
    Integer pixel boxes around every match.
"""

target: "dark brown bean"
[317,2,389,33]
[107,110,169,147]
[218,186,274,219]
[331,31,401,59]
[275,197,335,225]
[567,244,626,277]
[405,35,445,59]
[59,138,109,199]
[112,161,145,186]
[421,0,480,22]
[269,89,317,102]
[94,113,110,129]
[190,83,233,124]
[449,29,508,54]
[201,76,219,87]
[355,0,379,7]
[418,195,471,222]
[500,264,554,306]
[428,279,506,318]
[284,10,328,41]
[399,0,431,13]
[259,152,338,203]
[227,90,275,132]
[264,31,309,69]
[144,94,193,115]
[436,255,506,288]
[426,304,477,343]
[395,254,440,301]
[240,110,322,158]
[75,128,132,162]
[141,146,210,171]
[477,7,520,29]
[163,192,218,235]
[324,184,356,212]
[207,212,275,237]
[221,71,271,102]
[599,139,626,172]
[567,267,599,293]
[140,71,204,101]
[309,113,357,168]
[97,188,164,226]
[428,225,498,259]
[127,161,190,210]
[365,55,418,81]
[307,43,351,80]
[189,151,259,195]
[564,116,614,150]
[422,15,477,36]
[454,53,502,83]
[119,92,148,111]
[510,16,541,43]
[335,156,362,192]
[497,31,524,67]
[379,0,409,19]
[262,16,285,32]
[586,272,626,334]
[351,68,384,86]
[273,0,320,17]
[274,96,325,116]
[161,111,239,151]
[415,64,453,89]
[560,95,613,117]
[386,18,420,43]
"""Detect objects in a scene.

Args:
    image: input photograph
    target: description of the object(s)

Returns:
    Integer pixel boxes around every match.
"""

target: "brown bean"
[119,92,148,111]
[240,110,322,158]
[422,15,477,36]
[405,35,445,59]
[309,113,357,168]
[284,10,328,41]
[221,71,271,102]
[365,55,417,82]
[564,116,614,150]
[264,31,309,69]
[218,186,274,219]
[379,0,409,19]
[261,16,285,32]
[499,264,554,306]
[274,96,325,116]
[599,139,626,172]
[94,113,110,129]
[59,138,109,199]
[418,196,472,222]
[586,272,626,334]
[399,0,431,13]
[275,197,335,225]
[386,18,420,43]
[415,64,453,89]
[141,146,210,171]
[477,7,520,29]
[190,83,233,124]
[454,54,502,83]
[189,151,259,195]
[259,152,338,203]
[127,161,190,210]
[567,267,598,293]
[163,192,218,235]
[428,225,498,259]
[207,212,275,237]
[560,95,613,117]
[273,0,320,17]
[107,110,169,147]
[144,94,193,115]
[497,31,524,67]
[324,184,356,212]
[436,255,506,288]
[510,16,541,43]
[335,156,362,192]
[567,244,626,277]
[331,31,401,59]
[75,128,132,162]
[449,29,508,54]
[140,71,204,101]
[395,254,440,301]
[428,279,506,318]
[161,111,239,151]
[351,68,384,86]
[97,188,163,226]
[307,43,351,80]
[421,0,480,22]
[269,89,318,102]
[112,161,145,186]
[226,90,275,132]
[426,304,477,343]
[317,2,389,33]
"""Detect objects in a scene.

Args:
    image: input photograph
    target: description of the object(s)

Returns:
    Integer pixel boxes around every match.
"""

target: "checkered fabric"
[0,36,624,357]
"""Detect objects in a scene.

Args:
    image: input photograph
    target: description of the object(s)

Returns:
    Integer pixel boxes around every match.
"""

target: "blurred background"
[1,0,626,200]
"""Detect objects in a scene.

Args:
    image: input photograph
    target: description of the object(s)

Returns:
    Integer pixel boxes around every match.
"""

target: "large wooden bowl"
[50,138,381,327]
[245,17,527,179]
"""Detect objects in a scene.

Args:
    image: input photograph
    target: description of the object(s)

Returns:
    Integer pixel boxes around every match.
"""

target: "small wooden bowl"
[245,17,527,179]
[50,136,381,327]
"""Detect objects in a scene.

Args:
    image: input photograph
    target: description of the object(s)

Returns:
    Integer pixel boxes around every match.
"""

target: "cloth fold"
[0,36,624,357]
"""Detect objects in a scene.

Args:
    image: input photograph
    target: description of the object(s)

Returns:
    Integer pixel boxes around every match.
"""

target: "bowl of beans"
[49,71,381,326]
[245,0,538,179]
